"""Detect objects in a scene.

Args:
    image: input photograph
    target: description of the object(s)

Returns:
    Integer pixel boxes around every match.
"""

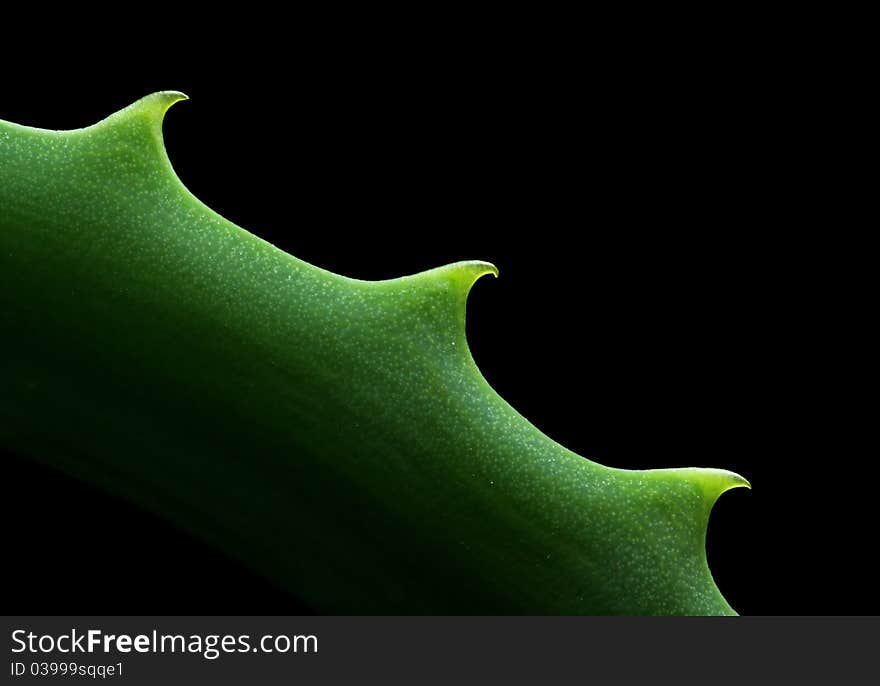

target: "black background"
[1,30,871,616]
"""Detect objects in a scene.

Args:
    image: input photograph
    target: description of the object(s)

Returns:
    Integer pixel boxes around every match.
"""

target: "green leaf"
[0,92,749,614]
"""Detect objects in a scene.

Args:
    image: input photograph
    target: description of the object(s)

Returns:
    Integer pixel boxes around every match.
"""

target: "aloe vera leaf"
[0,92,749,614]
